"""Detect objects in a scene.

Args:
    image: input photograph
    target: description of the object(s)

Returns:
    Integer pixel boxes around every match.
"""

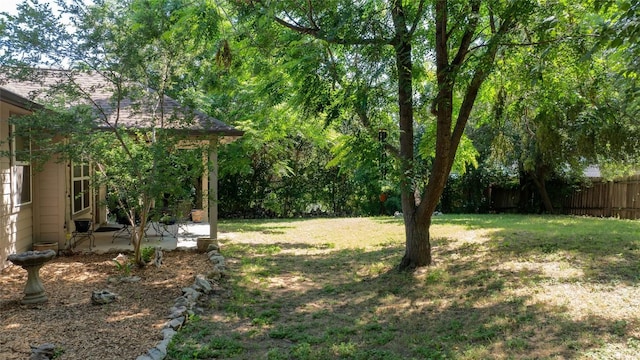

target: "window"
[10,116,31,206]
[72,162,91,214]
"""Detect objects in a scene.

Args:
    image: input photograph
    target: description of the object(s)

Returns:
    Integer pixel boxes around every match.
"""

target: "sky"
[0,0,22,15]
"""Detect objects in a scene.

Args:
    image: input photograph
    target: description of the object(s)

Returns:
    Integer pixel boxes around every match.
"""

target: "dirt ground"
[0,250,212,360]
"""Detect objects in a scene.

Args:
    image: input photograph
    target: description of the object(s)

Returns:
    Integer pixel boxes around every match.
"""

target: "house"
[0,69,243,269]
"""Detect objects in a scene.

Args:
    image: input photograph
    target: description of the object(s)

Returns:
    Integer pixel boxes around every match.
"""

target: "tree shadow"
[388,213,640,285]
[487,228,640,284]
[174,238,638,359]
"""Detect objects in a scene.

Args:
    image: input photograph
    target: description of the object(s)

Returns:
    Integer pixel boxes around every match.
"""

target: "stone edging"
[135,245,226,360]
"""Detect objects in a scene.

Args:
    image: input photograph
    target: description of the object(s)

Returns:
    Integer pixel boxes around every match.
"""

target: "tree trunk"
[530,170,555,214]
[391,1,431,271]
[399,215,432,269]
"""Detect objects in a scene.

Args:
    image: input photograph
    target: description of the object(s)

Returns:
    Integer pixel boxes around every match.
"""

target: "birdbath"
[7,250,56,304]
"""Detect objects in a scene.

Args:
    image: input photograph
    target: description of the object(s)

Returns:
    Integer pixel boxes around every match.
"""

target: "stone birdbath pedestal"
[7,250,56,304]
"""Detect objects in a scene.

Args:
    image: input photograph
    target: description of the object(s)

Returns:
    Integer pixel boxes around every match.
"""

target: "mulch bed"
[0,250,212,360]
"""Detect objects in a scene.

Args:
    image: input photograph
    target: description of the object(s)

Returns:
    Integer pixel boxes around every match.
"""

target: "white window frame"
[10,119,32,207]
[72,161,91,214]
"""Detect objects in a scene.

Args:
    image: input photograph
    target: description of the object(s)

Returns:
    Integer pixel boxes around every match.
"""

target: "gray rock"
[207,267,222,281]
[153,247,163,268]
[161,328,177,340]
[181,287,201,301]
[206,243,220,252]
[135,355,154,360]
[193,275,212,293]
[193,306,206,315]
[214,264,228,277]
[146,346,166,360]
[156,338,171,353]
[165,316,185,330]
[173,296,191,308]
[167,305,187,319]
[29,344,55,360]
[91,290,117,305]
[207,249,220,257]
[120,276,141,283]
[209,255,225,266]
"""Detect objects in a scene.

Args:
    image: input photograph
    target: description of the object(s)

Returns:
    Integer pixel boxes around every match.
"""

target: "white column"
[208,138,218,239]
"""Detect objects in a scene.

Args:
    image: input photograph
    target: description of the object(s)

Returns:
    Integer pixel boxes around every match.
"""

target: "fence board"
[490,174,640,219]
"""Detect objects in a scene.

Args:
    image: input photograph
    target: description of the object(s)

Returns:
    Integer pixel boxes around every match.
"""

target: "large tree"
[234,0,537,269]
[471,0,640,214]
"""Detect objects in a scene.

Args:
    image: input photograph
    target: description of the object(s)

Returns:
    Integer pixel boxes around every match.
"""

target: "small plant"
[251,309,280,326]
[112,253,132,276]
[266,348,288,360]
[52,347,65,359]
[141,246,155,263]
[113,260,132,276]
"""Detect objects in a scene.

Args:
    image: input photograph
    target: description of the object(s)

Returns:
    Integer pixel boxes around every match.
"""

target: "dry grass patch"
[167,215,640,359]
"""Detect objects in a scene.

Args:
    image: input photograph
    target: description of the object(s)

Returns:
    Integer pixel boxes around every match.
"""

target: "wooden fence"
[563,174,640,219]
[490,174,640,219]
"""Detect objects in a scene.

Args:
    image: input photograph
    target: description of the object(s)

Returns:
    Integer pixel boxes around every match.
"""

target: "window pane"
[83,180,90,208]
[16,165,31,204]
[15,135,28,162]
[73,180,82,212]
[74,196,82,213]
[73,165,81,178]
[83,165,89,176]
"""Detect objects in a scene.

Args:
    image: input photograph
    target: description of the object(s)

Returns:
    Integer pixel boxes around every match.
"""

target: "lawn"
[167,214,640,359]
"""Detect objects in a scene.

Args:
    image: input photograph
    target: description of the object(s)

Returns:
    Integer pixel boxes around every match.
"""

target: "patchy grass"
[167,215,640,359]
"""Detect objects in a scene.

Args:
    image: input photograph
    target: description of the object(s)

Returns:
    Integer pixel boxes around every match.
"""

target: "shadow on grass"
[169,237,637,360]
[378,214,640,284]
[376,214,640,284]
[483,221,640,284]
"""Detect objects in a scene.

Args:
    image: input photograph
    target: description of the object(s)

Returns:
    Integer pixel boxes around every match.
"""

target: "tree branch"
[408,0,427,37]
[274,15,319,36]
[450,8,518,164]
[306,0,319,30]
[450,0,481,69]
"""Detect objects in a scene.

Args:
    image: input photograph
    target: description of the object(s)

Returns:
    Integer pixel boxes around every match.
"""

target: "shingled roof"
[0,69,243,140]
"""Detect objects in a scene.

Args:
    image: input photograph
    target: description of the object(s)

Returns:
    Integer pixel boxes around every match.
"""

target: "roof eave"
[0,87,44,111]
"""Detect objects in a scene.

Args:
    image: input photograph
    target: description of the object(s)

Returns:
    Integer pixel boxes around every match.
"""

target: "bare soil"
[0,250,212,360]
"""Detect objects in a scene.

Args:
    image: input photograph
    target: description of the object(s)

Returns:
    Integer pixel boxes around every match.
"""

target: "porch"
[65,221,213,253]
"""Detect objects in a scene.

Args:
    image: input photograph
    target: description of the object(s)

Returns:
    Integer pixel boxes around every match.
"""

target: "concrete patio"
[68,221,213,253]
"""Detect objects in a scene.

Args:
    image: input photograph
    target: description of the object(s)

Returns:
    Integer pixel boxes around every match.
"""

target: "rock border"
[136,244,225,360]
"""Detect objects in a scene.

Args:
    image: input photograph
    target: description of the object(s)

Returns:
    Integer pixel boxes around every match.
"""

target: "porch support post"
[208,137,219,239]
[201,151,209,223]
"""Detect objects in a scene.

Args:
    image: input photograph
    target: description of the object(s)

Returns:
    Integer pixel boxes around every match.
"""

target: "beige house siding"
[14,207,33,250]
[0,99,36,269]
[1,159,14,269]
[33,157,66,246]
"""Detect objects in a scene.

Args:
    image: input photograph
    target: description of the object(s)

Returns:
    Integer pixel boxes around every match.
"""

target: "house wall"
[33,155,66,247]
[0,99,35,269]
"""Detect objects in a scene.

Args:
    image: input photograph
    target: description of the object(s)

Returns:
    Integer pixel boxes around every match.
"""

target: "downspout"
[65,160,72,249]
